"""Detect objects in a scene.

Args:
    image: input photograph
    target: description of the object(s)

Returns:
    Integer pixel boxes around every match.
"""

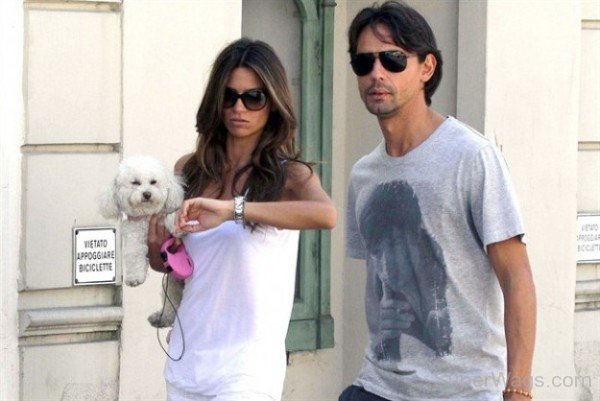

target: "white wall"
[3,0,590,399]
[0,2,23,401]
[341,1,372,386]
[119,1,242,399]
[575,1,600,400]
[482,1,581,399]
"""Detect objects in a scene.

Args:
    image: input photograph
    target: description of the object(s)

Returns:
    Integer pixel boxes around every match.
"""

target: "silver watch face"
[234,197,243,213]
[234,196,244,221]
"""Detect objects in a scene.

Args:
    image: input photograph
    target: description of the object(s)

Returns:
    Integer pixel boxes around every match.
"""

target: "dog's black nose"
[143,191,152,200]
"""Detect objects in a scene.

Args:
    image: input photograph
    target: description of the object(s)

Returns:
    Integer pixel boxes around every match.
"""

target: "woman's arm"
[179,162,336,232]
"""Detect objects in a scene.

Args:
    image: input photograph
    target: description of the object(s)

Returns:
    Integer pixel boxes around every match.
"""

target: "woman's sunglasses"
[350,50,409,76]
[223,87,268,111]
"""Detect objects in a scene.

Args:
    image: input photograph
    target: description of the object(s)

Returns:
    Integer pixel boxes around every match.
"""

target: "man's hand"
[380,298,415,339]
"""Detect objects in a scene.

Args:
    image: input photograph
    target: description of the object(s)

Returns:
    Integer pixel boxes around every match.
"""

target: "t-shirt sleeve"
[467,143,525,250]
[346,175,367,260]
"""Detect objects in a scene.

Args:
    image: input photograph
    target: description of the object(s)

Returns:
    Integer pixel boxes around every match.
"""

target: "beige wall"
[119,1,242,399]
[2,0,595,400]
[0,1,24,400]
[342,0,372,386]
[575,1,600,400]
[485,2,580,398]
[5,1,241,400]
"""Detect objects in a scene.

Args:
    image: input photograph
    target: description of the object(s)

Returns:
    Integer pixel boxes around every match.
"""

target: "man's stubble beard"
[366,101,399,119]
[362,86,400,119]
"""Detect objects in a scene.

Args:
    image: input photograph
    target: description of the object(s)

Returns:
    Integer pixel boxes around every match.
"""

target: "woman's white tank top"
[164,221,300,399]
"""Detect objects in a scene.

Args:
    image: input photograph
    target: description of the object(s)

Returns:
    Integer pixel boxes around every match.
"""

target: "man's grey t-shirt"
[346,117,524,401]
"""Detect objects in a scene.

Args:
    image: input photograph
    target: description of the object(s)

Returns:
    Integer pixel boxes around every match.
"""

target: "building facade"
[1,0,598,400]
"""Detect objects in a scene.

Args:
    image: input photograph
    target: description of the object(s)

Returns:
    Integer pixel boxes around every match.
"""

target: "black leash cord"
[156,273,186,361]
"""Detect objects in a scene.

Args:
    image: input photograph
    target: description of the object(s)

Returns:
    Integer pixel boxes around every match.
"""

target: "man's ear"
[420,53,437,83]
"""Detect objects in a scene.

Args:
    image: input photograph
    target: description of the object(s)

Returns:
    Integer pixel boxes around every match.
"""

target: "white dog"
[98,155,185,328]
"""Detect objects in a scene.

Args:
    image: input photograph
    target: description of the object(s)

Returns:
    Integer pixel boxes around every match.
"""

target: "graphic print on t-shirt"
[359,181,452,363]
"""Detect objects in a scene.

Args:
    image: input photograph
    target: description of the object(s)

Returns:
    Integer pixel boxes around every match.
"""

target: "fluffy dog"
[98,155,185,328]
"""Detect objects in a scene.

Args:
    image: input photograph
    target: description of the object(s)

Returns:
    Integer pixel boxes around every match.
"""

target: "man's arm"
[488,236,536,400]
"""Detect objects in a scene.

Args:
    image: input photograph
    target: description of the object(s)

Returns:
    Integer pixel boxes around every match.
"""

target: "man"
[342,2,536,401]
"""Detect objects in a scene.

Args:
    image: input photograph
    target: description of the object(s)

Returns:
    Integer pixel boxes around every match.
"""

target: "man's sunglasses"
[223,87,268,111]
[350,50,409,76]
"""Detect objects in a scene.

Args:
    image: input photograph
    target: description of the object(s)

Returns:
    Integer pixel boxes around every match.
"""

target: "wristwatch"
[233,196,245,225]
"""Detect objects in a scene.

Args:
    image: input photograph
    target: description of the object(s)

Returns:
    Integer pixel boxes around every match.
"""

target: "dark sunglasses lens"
[223,88,238,108]
[380,51,408,73]
[350,53,375,76]
[223,88,267,110]
[241,90,267,110]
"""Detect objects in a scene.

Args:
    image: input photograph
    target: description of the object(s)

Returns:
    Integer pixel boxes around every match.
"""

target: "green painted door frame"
[286,0,335,351]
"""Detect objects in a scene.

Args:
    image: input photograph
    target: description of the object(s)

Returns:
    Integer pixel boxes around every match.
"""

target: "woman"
[147,39,336,401]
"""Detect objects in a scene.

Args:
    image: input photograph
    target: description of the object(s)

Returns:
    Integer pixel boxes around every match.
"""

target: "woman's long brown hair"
[183,38,310,202]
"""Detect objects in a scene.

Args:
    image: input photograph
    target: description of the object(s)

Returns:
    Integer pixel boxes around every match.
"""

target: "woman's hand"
[148,214,171,248]
[147,214,173,272]
[179,197,233,233]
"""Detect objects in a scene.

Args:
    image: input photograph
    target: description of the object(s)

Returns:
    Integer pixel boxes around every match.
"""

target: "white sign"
[73,227,117,285]
[577,214,600,263]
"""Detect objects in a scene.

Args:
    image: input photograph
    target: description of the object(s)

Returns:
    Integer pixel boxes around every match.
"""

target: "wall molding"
[19,306,123,338]
[24,0,121,12]
[21,143,119,154]
[575,280,600,311]
[578,141,600,152]
[582,20,600,30]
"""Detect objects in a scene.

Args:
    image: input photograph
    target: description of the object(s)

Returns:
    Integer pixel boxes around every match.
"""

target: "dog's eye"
[131,180,141,186]
[150,179,157,185]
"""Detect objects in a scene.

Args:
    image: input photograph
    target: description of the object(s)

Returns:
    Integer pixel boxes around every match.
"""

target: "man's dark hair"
[348,1,442,106]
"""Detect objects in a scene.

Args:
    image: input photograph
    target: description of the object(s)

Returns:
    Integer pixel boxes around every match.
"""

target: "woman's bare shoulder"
[284,160,314,184]
[282,160,321,200]
[175,153,195,174]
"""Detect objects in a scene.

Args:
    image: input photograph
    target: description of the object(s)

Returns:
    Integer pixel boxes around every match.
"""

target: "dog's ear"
[165,172,185,213]
[97,178,121,219]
